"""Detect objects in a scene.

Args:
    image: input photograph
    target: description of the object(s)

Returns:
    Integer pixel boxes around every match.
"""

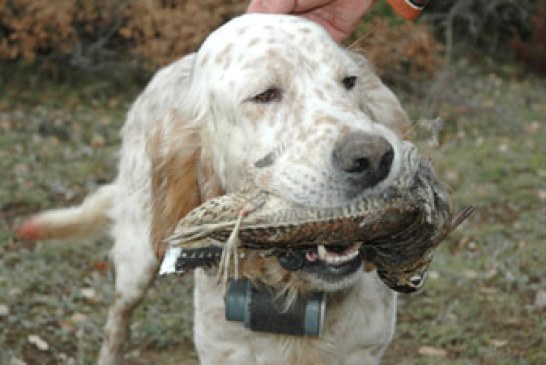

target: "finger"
[301,16,345,41]
[246,0,296,13]
[292,0,336,13]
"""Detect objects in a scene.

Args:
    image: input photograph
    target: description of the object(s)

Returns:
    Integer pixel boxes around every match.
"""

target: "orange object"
[387,0,428,20]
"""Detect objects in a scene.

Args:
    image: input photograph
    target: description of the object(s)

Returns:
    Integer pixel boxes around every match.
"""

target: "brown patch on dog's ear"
[150,120,201,259]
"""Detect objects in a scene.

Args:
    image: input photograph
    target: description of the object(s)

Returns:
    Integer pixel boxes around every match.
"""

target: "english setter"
[19,14,412,365]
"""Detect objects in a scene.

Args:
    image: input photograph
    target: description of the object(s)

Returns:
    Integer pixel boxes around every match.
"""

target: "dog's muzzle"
[225,278,326,337]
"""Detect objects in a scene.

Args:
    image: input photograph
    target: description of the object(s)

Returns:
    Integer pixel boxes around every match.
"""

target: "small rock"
[28,334,49,351]
[0,303,9,317]
[418,345,447,357]
[466,241,478,251]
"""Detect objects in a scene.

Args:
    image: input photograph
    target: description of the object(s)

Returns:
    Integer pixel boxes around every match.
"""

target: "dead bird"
[164,141,474,293]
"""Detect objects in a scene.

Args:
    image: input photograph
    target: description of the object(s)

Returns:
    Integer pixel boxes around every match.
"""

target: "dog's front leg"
[97,218,159,365]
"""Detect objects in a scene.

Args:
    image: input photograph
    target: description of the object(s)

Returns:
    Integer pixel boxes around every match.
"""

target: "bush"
[0,0,125,63]
[120,0,246,68]
[511,2,546,73]
[0,0,246,69]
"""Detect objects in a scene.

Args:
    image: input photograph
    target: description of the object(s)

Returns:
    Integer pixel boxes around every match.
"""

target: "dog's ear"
[148,57,224,259]
[350,52,412,139]
[149,119,200,259]
[149,120,224,259]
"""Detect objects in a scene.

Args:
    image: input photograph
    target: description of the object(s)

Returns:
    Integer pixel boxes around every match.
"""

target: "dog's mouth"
[276,243,362,281]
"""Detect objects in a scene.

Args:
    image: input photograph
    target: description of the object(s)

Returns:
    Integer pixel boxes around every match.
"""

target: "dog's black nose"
[332,132,394,190]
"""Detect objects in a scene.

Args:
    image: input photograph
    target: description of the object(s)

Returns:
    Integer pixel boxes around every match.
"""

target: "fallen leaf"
[10,357,27,365]
[534,290,546,309]
[418,345,447,357]
[483,267,498,280]
[58,320,74,332]
[525,120,540,133]
[91,134,106,148]
[462,269,478,279]
[28,334,49,351]
[93,261,109,272]
[0,303,9,317]
[487,339,508,348]
[80,287,100,303]
[479,287,499,295]
[70,312,88,323]
[428,270,439,280]
[9,288,21,297]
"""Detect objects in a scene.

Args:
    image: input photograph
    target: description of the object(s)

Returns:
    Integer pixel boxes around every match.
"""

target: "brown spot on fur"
[316,116,339,126]
[200,54,209,67]
[315,89,326,101]
[247,38,259,48]
[221,349,235,360]
[391,109,413,139]
[215,44,233,66]
[339,125,351,136]
[236,26,248,35]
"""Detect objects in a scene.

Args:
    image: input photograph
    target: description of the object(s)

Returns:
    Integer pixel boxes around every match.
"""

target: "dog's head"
[151,14,411,294]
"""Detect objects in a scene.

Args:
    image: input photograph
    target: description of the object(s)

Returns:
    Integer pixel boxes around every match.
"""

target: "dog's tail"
[17,184,116,241]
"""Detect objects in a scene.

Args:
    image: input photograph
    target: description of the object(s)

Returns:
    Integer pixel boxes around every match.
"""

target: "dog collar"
[225,278,326,337]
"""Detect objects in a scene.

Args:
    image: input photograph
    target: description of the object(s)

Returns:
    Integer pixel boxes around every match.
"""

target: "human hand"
[246,0,375,42]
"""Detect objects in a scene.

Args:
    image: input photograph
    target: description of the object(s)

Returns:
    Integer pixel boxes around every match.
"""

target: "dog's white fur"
[20,14,413,365]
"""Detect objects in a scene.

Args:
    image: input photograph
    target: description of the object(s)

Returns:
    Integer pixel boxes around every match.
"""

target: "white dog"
[19,14,412,365]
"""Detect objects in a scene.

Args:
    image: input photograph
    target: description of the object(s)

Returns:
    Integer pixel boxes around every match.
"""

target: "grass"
[1,56,545,364]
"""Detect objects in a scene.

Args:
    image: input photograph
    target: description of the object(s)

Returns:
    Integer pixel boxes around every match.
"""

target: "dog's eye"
[342,76,357,90]
[250,88,282,103]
